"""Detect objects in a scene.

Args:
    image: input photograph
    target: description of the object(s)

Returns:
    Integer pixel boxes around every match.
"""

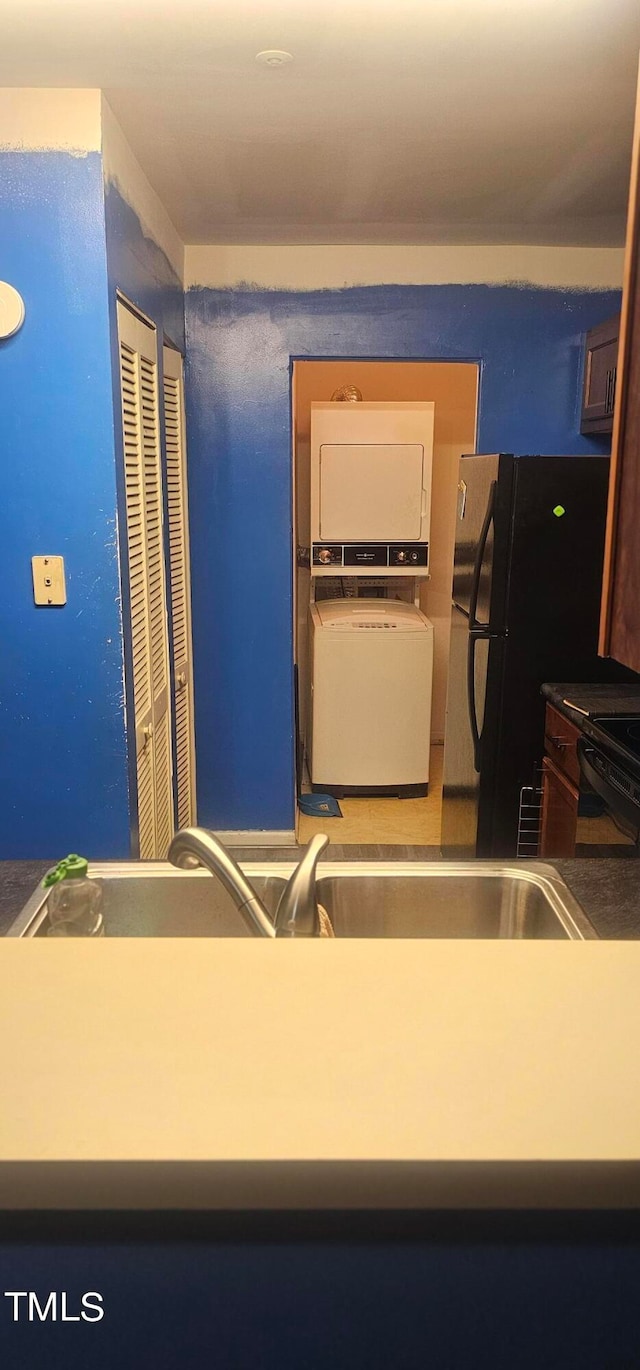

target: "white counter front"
[1,939,639,1209]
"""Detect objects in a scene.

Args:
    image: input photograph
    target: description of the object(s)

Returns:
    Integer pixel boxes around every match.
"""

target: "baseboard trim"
[311,783,429,799]
[213,830,297,847]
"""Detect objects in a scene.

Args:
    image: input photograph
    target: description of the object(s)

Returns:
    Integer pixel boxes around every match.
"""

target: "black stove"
[586,716,640,773]
[580,715,640,833]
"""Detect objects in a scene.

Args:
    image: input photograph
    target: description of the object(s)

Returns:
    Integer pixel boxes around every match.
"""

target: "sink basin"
[6,861,595,939]
[316,865,595,939]
[8,866,288,938]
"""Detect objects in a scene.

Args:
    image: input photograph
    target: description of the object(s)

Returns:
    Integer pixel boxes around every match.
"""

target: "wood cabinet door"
[600,67,640,672]
[539,757,579,858]
[581,318,619,433]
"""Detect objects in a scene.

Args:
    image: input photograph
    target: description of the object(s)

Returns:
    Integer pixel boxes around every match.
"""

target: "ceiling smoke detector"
[255,49,294,67]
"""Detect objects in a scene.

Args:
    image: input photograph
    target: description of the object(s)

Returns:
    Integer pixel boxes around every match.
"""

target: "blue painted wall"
[103,184,185,354]
[185,282,620,831]
[0,165,186,860]
[0,151,130,859]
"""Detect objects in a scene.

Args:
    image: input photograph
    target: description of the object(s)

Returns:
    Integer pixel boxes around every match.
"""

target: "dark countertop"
[554,860,640,939]
[0,861,53,936]
[2,853,639,940]
[542,682,640,727]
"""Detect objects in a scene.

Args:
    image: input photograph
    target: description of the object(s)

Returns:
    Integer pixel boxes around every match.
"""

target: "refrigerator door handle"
[467,630,491,774]
[468,480,496,631]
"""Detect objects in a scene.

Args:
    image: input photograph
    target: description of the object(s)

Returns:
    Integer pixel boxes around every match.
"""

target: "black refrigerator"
[441,453,630,859]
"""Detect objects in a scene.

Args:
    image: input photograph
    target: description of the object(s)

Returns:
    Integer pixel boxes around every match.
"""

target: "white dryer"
[309,401,434,576]
[308,599,433,797]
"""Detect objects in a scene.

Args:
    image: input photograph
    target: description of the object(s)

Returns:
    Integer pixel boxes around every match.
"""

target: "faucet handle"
[274,834,329,938]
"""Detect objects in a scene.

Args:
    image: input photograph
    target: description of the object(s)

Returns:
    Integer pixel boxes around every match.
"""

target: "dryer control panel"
[312,543,429,575]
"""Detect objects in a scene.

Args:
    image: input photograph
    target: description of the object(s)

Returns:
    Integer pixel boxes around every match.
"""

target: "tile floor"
[297,744,443,847]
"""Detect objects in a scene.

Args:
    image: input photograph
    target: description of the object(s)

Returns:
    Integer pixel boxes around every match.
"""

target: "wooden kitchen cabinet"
[600,67,640,673]
[539,704,581,858]
[540,758,579,858]
[580,315,619,434]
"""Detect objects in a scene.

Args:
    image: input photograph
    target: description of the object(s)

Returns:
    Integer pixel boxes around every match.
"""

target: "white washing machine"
[308,599,433,797]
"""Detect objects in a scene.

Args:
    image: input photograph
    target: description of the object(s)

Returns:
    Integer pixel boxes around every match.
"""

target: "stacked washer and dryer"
[306,401,435,799]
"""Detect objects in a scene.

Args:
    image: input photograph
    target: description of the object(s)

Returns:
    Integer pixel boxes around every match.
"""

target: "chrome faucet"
[273,833,329,937]
[167,828,329,938]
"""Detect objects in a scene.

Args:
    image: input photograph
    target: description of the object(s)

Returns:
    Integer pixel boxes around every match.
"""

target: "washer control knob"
[411,551,418,562]
[396,551,407,563]
[318,548,332,564]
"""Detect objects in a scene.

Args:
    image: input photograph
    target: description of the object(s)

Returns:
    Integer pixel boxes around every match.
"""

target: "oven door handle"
[577,737,640,834]
[577,737,608,797]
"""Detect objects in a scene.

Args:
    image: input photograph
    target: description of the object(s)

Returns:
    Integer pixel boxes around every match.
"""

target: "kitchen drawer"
[544,703,581,786]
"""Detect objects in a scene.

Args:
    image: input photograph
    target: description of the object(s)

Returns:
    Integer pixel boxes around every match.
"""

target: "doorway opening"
[292,358,479,849]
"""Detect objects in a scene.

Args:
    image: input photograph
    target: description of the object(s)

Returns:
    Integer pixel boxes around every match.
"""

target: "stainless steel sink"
[317,864,596,939]
[6,861,595,939]
[7,866,288,938]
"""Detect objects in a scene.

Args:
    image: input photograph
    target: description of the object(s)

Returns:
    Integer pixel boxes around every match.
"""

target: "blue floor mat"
[298,793,343,818]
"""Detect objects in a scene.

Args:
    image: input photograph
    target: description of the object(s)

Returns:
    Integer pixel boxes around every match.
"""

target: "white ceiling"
[1,0,639,246]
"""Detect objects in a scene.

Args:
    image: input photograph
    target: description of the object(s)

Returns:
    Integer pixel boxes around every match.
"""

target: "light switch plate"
[32,555,66,606]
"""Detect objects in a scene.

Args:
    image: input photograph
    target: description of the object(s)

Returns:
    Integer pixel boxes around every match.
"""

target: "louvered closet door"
[117,301,174,858]
[163,344,197,829]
